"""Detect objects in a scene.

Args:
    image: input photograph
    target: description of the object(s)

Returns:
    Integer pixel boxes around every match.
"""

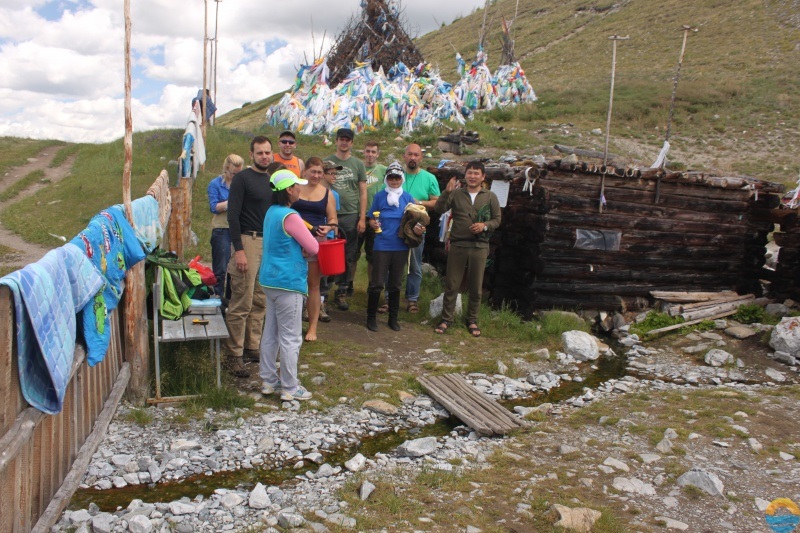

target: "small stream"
[70,417,460,512]
[71,347,629,512]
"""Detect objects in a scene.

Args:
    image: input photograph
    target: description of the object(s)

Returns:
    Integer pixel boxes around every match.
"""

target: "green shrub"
[731,303,780,325]
[630,311,683,337]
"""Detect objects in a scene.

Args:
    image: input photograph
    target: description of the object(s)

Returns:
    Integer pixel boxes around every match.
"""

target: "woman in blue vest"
[258,170,319,401]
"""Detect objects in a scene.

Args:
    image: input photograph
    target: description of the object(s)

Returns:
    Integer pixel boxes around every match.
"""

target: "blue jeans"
[404,233,425,302]
[210,228,231,298]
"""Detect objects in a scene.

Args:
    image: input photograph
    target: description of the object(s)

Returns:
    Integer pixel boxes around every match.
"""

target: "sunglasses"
[279,139,296,145]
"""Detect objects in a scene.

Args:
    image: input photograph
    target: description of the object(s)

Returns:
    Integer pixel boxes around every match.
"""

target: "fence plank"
[32,363,131,533]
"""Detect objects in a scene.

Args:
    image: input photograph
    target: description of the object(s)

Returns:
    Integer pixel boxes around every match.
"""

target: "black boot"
[387,290,401,331]
[366,289,380,331]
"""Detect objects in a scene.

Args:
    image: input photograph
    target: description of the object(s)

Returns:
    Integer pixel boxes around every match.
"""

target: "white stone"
[602,457,629,472]
[770,316,800,355]
[91,513,115,533]
[127,515,153,533]
[612,477,655,496]
[676,468,724,497]
[779,451,796,461]
[748,438,763,452]
[345,453,366,472]
[170,439,201,452]
[397,437,438,457]
[765,367,787,382]
[429,292,461,318]
[552,504,601,532]
[755,497,771,511]
[704,349,734,367]
[359,480,376,501]
[639,454,661,464]
[220,493,244,509]
[656,438,673,454]
[168,502,197,515]
[277,511,305,528]
[326,513,356,529]
[664,428,678,439]
[561,331,599,361]
[654,516,689,530]
[248,483,272,509]
[111,454,133,467]
[69,509,92,523]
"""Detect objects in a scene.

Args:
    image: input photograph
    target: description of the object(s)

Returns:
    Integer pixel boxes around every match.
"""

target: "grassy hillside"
[218,0,800,183]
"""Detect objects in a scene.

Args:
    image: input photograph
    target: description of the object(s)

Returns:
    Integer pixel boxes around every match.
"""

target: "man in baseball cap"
[325,126,367,311]
[274,130,304,177]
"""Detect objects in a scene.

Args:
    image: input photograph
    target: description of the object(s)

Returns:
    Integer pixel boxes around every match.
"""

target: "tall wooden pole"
[122,0,150,404]
[202,0,208,138]
[664,25,697,147]
[600,34,628,214]
[213,0,222,112]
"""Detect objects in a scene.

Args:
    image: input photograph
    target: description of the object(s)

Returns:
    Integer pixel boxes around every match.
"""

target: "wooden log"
[538,170,753,202]
[536,265,742,285]
[531,210,762,235]
[667,294,754,316]
[122,261,149,404]
[538,247,750,271]
[650,290,739,302]
[542,225,756,247]
[772,232,800,247]
[553,144,621,162]
[646,310,739,336]
[680,296,765,321]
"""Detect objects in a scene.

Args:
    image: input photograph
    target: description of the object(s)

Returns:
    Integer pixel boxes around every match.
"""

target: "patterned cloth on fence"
[114,195,162,253]
[147,170,172,230]
[70,208,146,365]
[0,244,104,415]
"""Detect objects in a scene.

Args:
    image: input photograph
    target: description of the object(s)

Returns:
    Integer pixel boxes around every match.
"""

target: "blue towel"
[70,208,146,365]
[114,197,162,253]
[0,244,104,414]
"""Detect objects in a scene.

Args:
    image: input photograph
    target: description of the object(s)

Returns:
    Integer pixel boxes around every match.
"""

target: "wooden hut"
[426,160,786,316]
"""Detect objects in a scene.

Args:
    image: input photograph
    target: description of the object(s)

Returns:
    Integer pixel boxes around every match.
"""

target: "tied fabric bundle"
[398,203,430,248]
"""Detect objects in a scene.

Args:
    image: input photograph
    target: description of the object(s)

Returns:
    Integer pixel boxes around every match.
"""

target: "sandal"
[434,321,450,334]
[466,321,482,338]
[406,301,420,313]
[377,303,389,314]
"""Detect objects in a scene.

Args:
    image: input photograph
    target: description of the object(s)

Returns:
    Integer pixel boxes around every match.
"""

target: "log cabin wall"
[768,207,800,302]
[426,160,785,315]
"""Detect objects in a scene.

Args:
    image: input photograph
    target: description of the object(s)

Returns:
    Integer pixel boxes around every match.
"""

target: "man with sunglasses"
[274,130,304,177]
[324,127,367,311]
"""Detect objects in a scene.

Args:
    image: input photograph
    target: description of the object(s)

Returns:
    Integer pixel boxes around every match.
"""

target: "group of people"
[205,129,501,401]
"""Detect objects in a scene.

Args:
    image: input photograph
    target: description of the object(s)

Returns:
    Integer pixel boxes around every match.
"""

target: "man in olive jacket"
[433,161,501,338]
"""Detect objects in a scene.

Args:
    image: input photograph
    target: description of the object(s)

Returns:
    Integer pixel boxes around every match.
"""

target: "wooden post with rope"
[599,34,628,214]
[121,0,150,404]
[655,25,696,203]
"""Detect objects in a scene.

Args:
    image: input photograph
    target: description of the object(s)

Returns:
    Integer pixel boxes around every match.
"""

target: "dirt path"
[0,147,77,271]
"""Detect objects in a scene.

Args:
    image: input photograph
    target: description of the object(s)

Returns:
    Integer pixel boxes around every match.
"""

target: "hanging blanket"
[147,170,172,230]
[0,244,104,415]
[114,196,162,253]
[70,208,146,365]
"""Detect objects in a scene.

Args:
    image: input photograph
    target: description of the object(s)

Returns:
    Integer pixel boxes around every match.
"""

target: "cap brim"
[296,178,309,185]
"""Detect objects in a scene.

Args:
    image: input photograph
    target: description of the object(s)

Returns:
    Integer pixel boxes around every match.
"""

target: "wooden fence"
[0,286,130,532]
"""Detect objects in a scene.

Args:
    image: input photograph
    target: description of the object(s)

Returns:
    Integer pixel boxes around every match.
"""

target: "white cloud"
[0,0,485,143]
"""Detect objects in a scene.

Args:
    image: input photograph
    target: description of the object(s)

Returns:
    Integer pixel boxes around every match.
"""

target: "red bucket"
[317,238,346,276]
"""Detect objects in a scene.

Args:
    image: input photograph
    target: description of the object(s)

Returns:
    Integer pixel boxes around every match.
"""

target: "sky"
[0,0,486,144]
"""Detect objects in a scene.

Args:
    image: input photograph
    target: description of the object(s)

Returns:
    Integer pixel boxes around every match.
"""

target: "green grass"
[0,169,47,201]
[0,137,64,178]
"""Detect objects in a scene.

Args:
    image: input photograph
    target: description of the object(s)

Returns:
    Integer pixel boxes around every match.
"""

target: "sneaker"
[335,293,349,311]
[280,386,312,401]
[224,356,250,378]
[261,383,281,395]
[318,303,331,323]
[242,349,260,363]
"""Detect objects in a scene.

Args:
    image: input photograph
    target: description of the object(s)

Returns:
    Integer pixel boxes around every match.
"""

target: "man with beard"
[324,128,367,311]
[401,143,440,313]
[223,136,274,378]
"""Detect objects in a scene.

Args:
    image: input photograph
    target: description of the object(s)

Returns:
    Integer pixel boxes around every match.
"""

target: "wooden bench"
[149,267,228,404]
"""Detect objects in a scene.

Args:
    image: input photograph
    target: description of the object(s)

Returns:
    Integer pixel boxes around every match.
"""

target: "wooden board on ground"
[417,374,528,437]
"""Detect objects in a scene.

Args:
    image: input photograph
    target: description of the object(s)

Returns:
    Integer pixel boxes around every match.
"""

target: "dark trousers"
[442,245,489,323]
[210,228,232,298]
[335,213,359,294]
[358,226,376,264]
[369,250,408,294]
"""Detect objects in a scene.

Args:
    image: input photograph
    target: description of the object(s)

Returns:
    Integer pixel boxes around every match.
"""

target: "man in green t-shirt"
[402,143,440,313]
[324,128,367,311]
[361,140,387,289]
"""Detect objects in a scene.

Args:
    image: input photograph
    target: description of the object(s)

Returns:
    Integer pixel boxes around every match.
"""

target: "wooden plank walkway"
[417,374,528,437]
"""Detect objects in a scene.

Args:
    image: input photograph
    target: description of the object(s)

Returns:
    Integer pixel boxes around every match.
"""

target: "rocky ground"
[51,312,800,533]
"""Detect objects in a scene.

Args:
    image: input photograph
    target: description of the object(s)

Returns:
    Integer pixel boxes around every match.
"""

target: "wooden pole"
[121,0,150,404]
[213,0,221,114]
[664,25,697,147]
[202,0,208,138]
[600,35,628,214]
